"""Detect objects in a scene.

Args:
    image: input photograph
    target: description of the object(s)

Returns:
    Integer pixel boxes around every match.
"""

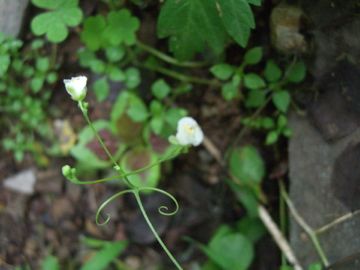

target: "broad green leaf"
[150,116,164,134]
[244,47,262,65]
[35,57,50,72]
[103,10,140,46]
[31,0,83,43]
[210,64,234,80]
[108,66,125,82]
[228,182,259,217]
[265,130,279,145]
[80,241,128,270]
[89,59,106,74]
[41,255,60,270]
[165,107,187,129]
[308,263,322,270]
[157,0,226,60]
[105,46,125,62]
[0,55,10,76]
[121,147,160,189]
[30,77,44,93]
[81,16,107,51]
[247,0,262,6]
[277,114,287,129]
[264,60,282,82]
[126,94,149,122]
[245,89,266,108]
[272,90,290,112]
[287,61,306,83]
[261,117,275,129]
[221,82,238,101]
[206,232,254,270]
[244,73,266,89]
[229,146,265,184]
[125,67,141,88]
[93,77,109,102]
[151,79,171,99]
[236,217,266,243]
[217,0,255,48]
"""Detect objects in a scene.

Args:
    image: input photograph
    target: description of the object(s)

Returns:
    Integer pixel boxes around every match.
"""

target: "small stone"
[3,169,36,195]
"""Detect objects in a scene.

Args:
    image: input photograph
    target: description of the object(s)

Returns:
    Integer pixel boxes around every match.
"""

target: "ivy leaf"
[158,0,226,60]
[80,16,107,51]
[210,64,235,80]
[217,0,255,48]
[31,0,83,43]
[244,73,266,89]
[272,90,291,112]
[103,10,140,46]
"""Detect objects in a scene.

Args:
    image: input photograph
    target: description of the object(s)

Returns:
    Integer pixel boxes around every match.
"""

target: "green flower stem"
[136,40,207,68]
[279,181,288,267]
[78,101,134,188]
[67,146,183,185]
[134,190,183,270]
[140,62,219,86]
[280,182,330,267]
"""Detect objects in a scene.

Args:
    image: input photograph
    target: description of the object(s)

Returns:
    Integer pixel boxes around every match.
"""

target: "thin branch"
[315,209,360,235]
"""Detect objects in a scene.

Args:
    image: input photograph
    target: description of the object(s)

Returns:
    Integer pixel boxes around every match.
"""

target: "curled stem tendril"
[96,189,135,226]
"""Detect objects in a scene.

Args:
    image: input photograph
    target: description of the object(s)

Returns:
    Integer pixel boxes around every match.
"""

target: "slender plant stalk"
[134,190,183,270]
[75,101,183,269]
[136,40,207,68]
[279,182,330,267]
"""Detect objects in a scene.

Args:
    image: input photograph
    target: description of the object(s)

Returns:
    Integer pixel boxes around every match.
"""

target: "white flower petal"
[63,76,87,101]
[175,117,204,146]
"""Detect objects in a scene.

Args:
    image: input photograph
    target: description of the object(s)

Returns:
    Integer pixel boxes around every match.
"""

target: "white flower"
[175,117,204,146]
[63,76,87,101]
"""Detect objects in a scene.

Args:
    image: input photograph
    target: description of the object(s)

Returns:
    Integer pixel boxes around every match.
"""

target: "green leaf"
[265,130,278,145]
[244,73,266,89]
[36,57,50,72]
[46,72,58,84]
[280,266,294,270]
[31,0,83,43]
[93,77,109,102]
[30,77,44,93]
[244,47,262,65]
[157,0,226,60]
[150,116,164,134]
[217,0,255,48]
[108,66,126,82]
[41,255,60,270]
[81,16,107,51]
[206,232,254,270]
[105,46,125,62]
[287,60,306,83]
[264,60,282,82]
[165,107,187,129]
[0,54,10,76]
[126,94,149,122]
[221,82,238,101]
[229,146,265,184]
[210,64,234,80]
[245,89,266,108]
[125,67,141,88]
[236,217,266,243]
[228,182,259,217]
[151,79,171,99]
[103,10,140,46]
[277,114,287,129]
[80,241,127,270]
[272,90,291,112]
[89,59,106,74]
[308,263,322,270]
[247,0,262,6]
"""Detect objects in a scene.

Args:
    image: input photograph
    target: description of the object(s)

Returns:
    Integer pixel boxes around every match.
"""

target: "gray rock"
[289,113,360,268]
[3,169,36,195]
[0,0,29,37]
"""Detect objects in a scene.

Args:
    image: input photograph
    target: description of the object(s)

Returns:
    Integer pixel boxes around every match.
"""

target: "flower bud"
[175,117,204,146]
[63,76,87,101]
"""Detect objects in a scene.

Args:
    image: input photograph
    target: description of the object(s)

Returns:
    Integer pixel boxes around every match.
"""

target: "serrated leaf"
[244,47,262,65]
[103,10,140,46]
[287,60,306,83]
[210,64,234,80]
[244,73,266,89]
[229,146,265,184]
[272,90,290,112]
[157,0,226,60]
[264,60,282,82]
[93,77,109,102]
[151,79,171,99]
[217,0,255,48]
